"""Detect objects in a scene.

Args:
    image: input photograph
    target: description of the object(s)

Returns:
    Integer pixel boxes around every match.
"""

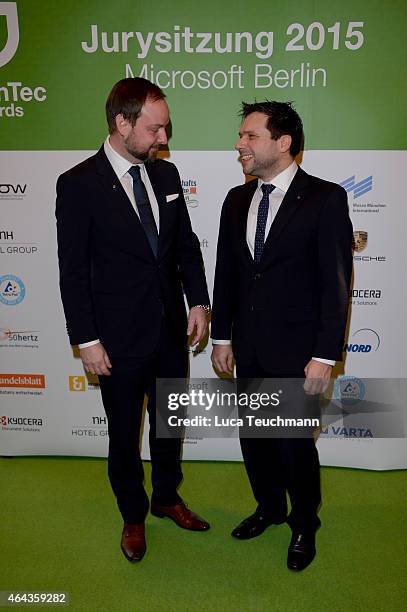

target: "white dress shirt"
[103,136,160,229]
[78,137,160,349]
[246,161,298,258]
[212,161,335,367]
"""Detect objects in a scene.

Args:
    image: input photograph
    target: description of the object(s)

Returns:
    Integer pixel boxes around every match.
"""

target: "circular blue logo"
[333,376,365,407]
[0,274,26,306]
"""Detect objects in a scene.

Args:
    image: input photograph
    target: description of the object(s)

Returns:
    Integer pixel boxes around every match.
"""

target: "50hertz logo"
[0,2,19,68]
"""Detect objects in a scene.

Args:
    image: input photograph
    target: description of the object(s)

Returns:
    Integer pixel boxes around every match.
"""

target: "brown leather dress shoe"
[121,523,146,562]
[151,501,210,531]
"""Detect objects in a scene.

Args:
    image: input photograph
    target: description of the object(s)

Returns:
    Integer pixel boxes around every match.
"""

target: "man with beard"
[56,78,211,563]
[211,101,352,571]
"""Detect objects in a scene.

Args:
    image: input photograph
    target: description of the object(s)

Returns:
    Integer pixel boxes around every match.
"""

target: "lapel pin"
[112,184,117,189]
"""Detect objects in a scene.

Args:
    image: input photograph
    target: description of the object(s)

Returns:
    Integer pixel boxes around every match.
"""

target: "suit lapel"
[94,147,156,260]
[238,179,258,267]
[145,162,170,259]
[260,166,310,266]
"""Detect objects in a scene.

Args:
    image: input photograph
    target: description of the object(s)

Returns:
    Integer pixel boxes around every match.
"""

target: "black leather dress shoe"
[287,531,316,571]
[231,511,286,539]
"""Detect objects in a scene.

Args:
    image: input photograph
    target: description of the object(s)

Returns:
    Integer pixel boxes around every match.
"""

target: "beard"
[124,139,159,163]
[240,153,279,178]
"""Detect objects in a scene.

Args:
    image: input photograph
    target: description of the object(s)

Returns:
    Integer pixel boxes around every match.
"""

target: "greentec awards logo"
[0,2,19,67]
[0,3,47,118]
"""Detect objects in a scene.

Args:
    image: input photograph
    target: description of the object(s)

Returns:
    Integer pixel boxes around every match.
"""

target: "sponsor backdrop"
[1,1,406,468]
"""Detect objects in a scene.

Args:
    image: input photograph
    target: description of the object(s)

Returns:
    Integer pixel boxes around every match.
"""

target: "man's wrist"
[312,357,335,367]
[191,304,211,314]
[78,339,100,349]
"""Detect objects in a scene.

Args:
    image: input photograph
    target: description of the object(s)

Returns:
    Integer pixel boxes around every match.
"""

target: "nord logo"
[0,184,27,194]
[340,175,373,199]
[0,2,19,68]
[344,328,380,354]
[343,343,372,353]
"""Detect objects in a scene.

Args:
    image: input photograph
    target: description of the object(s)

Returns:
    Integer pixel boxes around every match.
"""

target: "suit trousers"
[236,357,321,533]
[98,317,188,523]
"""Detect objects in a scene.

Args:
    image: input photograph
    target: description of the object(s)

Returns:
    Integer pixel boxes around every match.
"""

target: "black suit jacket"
[211,166,353,373]
[56,147,209,357]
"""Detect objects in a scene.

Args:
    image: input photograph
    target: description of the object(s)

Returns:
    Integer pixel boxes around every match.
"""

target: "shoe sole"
[120,544,146,563]
[287,551,316,571]
[232,519,286,539]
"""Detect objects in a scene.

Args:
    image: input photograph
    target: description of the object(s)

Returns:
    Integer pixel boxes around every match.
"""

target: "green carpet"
[0,458,406,612]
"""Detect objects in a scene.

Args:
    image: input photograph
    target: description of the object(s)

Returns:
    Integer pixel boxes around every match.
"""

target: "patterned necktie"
[128,165,158,258]
[254,183,275,263]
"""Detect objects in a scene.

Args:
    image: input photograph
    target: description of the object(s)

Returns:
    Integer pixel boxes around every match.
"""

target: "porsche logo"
[353,231,368,252]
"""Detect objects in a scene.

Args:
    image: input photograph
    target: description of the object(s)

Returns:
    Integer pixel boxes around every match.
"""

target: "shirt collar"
[258,161,298,194]
[103,136,144,179]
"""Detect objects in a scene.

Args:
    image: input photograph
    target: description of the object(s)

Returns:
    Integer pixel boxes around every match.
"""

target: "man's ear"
[115,114,131,136]
[279,134,292,154]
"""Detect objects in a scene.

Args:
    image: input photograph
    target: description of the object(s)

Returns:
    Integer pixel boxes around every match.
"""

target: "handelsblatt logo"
[340,175,373,199]
[0,373,45,388]
[0,2,19,67]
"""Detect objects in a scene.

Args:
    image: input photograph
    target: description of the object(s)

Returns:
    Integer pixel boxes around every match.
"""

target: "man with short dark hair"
[56,78,211,563]
[211,101,352,570]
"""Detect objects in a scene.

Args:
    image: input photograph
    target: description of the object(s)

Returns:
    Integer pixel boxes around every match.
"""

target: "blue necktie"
[254,183,275,264]
[128,165,158,258]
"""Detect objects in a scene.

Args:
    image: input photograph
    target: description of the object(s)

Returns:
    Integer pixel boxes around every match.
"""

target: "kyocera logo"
[343,328,381,354]
[0,2,19,67]
[1,415,44,426]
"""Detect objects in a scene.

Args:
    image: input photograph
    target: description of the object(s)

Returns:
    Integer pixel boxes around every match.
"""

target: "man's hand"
[211,344,234,375]
[187,306,208,346]
[80,342,112,376]
[303,359,332,395]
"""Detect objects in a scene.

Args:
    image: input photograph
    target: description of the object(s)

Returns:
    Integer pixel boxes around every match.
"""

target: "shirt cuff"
[78,339,100,349]
[212,339,231,345]
[312,357,335,367]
